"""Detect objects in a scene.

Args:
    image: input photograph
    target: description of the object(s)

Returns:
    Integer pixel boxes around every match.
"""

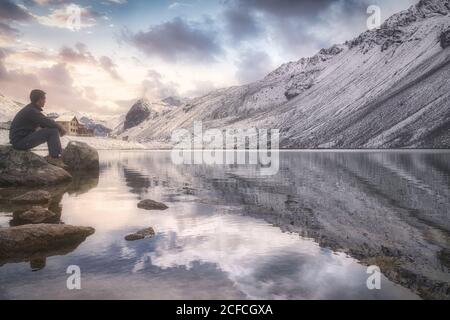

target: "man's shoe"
[45,156,68,170]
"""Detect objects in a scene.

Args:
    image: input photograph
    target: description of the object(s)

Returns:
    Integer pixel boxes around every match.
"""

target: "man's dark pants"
[13,128,62,158]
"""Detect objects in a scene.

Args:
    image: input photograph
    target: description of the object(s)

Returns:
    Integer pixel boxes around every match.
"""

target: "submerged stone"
[13,206,58,224]
[125,227,155,241]
[137,199,168,211]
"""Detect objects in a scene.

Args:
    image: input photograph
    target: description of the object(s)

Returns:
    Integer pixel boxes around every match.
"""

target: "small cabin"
[55,116,94,137]
[56,116,79,136]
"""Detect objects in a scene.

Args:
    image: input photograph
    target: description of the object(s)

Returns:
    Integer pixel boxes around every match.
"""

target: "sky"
[0,0,418,117]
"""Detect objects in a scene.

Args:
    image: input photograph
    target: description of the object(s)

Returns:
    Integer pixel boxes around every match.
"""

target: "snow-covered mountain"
[118,0,450,148]
[114,97,182,135]
[0,94,23,122]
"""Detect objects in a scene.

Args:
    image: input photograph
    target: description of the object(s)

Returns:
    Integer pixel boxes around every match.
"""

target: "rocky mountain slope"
[115,98,182,135]
[0,94,23,123]
[119,0,450,149]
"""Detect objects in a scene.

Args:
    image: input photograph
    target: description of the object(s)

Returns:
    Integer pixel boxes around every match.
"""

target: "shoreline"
[1,130,449,152]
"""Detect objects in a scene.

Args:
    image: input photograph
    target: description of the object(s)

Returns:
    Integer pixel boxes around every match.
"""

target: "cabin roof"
[56,115,78,123]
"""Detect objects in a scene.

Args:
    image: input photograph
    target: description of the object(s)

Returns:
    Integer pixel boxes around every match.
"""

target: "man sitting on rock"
[9,89,68,168]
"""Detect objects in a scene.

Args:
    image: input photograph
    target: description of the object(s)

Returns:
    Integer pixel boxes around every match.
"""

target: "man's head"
[30,89,46,109]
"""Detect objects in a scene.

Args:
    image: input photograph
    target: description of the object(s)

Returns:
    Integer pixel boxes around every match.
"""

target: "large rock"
[62,141,99,171]
[137,199,168,210]
[124,99,151,130]
[0,224,95,260]
[10,190,51,204]
[441,28,450,49]
[0,146,72,187]
[0,224,95,268]
[12,206,58,224]
[125,227,155,241]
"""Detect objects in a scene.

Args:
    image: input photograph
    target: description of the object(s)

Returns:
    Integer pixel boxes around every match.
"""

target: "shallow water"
[0,150,449,300]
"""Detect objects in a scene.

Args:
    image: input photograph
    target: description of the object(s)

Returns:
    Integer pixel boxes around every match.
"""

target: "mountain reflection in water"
[0,150,448,300]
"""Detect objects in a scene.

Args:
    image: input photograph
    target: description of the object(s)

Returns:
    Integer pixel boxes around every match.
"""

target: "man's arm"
[30,109,67,136]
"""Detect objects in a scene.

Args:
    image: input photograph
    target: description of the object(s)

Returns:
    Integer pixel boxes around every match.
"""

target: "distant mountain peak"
[135,97,151,105]
[124,99,152,130]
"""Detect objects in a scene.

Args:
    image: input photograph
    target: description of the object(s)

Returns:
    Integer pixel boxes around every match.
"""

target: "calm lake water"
[0,150,449,300]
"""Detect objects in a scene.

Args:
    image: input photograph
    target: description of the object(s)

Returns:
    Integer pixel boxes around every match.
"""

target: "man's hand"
[58,125,67,137]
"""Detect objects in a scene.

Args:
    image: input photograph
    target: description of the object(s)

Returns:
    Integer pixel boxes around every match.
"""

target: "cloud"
[24,0,126,6]
[83,86,97,100]
[168,2,192,10]
[0,55,85,111]
[39,62,73,87]
[223,8,262,42]
[235,49,274,84]
[58,43,122,81]
[114,98,136,109]
[0,49,43,99]
[0,0,33,21]
[0,22,21,45]
[37,64,99,112]
[141,69,179,100]
[99,56,122,81]
[184,80,218,98]
[103,0,128,4]
[10,49,54,63]
[35,62,103,113]
[0,1,97,31]
[223,0,416,59]
[124,17,224,63]
[221,1,378,85]
[231,0,340,18]
[0,46,123,114]
[59,43,96,64]
[23,0,70,5]
[226,0,363,53]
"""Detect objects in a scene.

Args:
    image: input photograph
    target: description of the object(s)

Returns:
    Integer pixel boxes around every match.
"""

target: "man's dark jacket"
[9,103,59,145]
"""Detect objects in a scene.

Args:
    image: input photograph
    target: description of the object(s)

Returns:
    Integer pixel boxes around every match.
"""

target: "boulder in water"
[0,224,95,261]
[62,141,99,172]
[125,227,155,241]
